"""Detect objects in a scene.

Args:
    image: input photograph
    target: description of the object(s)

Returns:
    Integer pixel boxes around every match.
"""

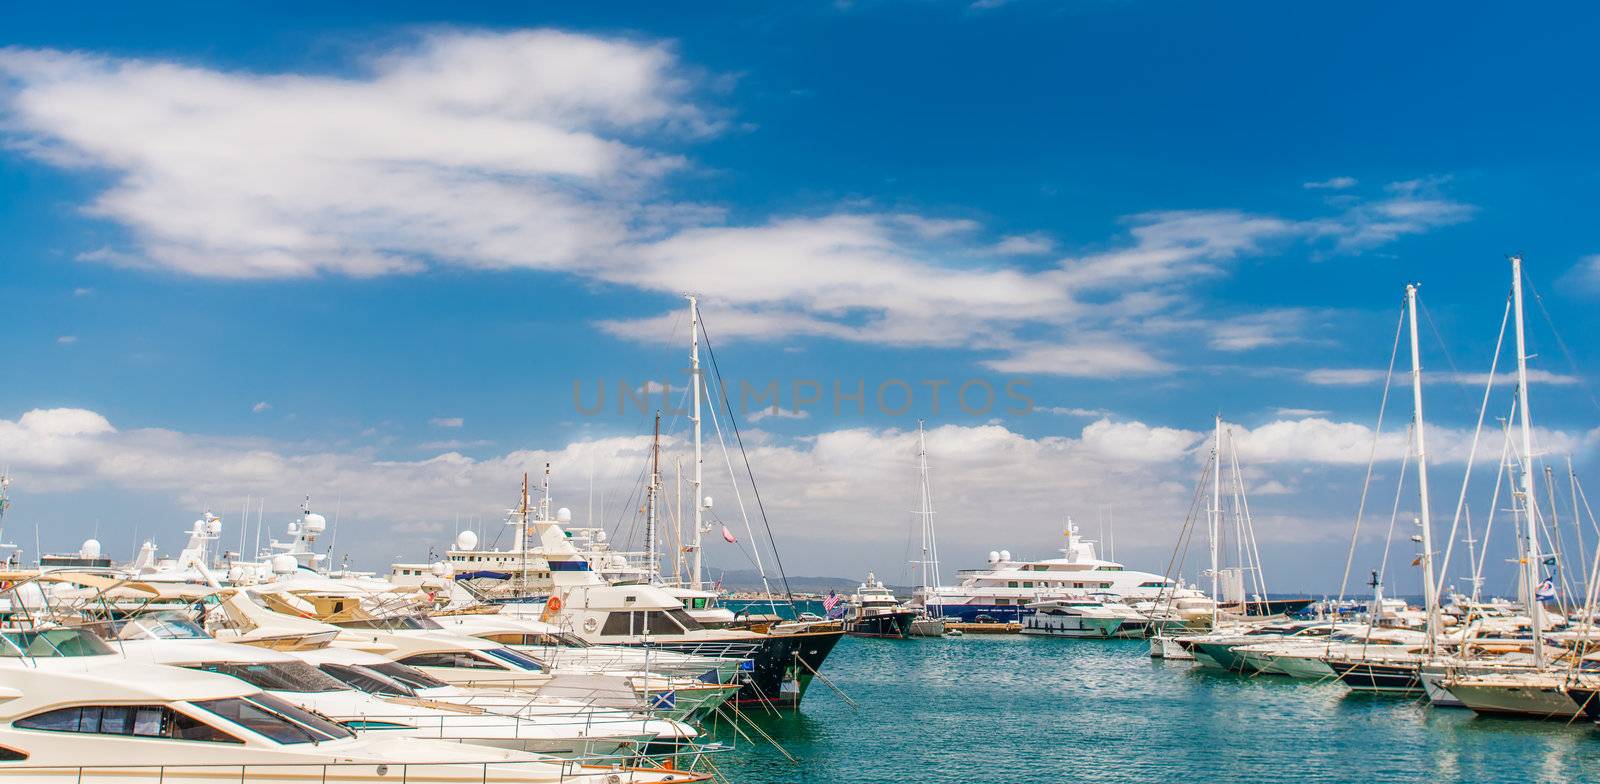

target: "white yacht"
[1020,598,1151,639]
[914,520,1202,623]
[0,627,703,783]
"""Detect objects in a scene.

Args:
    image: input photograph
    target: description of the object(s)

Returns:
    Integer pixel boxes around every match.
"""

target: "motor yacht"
[1020,598,1150,639]
[843,574,916,639]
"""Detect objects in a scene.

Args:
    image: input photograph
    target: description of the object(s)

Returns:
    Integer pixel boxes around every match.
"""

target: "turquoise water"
[710,636,1600,783]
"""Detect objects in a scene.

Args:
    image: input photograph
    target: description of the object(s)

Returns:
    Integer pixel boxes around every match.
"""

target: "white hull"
[1447,678,1581,720]
[1149,636,1192,660]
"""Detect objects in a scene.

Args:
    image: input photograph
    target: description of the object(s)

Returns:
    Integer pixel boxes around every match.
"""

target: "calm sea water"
[708,635,1600,784]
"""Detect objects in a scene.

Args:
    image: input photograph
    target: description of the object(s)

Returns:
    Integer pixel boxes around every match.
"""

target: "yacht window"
[667,609,704,632]
[600,612,633,636]
[484,647,544,671]
[691,598,708,609]
[0,629,115,658]
[1022,582,1034,588]
[190,662,348,694]
[0,746,25,761]
[398,652,504,670]
[194,694,352,744]
[16,705,241,744]
[1007,581,1018,588]
[317,663,416,697]
[366,662,450,690]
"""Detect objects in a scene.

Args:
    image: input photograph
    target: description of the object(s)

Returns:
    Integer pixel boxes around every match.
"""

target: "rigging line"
[1157,455,1212,616]
[1228,429,1270,603]
[1475,405,1516,592]
[699,316,797,608]
[1376,423,1414,588]
[1436,296,1512,600]
[1338,302,1407,603]
[1524,274,1600,417]
[1419,298,1481,411]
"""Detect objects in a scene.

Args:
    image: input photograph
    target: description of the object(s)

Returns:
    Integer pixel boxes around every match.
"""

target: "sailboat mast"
[1211,413,1222,626]
[1510,255,1545,664]
[688,295,706,591]
[647,411,660,581]
[916,420,933,591]
[1406,283,1441,655]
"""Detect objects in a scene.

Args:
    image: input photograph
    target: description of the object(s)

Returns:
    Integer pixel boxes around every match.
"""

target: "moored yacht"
[842,574,916,639]
[914,521,1204,623]
[1020,598,1150,639]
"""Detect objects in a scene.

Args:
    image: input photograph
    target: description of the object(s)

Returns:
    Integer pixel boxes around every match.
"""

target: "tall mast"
[1406,283,1441,655]
[1211,413,1221,627]
[1510,255,1545,664]
[688,295,706,590]
[674,456,684,584]
[916,420,936,592]
[647,411,661,582]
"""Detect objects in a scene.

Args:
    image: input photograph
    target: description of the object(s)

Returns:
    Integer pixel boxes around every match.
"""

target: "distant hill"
[708,569,907,594]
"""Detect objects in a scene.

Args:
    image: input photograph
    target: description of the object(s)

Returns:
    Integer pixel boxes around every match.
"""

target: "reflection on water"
[711,636,1600,783]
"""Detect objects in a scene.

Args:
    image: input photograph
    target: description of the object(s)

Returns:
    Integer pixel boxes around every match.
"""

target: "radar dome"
[1000,550,1012,562]
[703,496,714,509]
[595,530,608,542]
[608,554,627,569]
[206,518,223,535]
[430,561,451,577]
[271,554,297,574]
[556,507,572,522]
[987,550,1000,563]
[227,564,246,583]
[79,539,102,559]
[302,513,327,533]
[455,530,479,550]
[193,520,207,534]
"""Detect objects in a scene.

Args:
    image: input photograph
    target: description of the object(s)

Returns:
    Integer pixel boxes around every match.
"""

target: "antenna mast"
[648,411,661,582]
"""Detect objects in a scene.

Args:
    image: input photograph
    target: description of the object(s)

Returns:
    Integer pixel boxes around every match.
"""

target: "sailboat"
[906,421,947,637]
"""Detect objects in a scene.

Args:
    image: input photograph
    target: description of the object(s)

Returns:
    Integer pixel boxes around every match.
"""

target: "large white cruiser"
[912,520,1204,623]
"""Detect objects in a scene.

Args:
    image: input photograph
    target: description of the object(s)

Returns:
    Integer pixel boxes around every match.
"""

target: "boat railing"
[0,754,716,783]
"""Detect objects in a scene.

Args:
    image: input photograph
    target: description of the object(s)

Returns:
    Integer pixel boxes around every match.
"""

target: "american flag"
[822,589,841,613]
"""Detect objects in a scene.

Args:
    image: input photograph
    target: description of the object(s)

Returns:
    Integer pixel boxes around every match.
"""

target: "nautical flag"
[822,589,841,613]
[1535,579,1557,602]
[721,526,737,544]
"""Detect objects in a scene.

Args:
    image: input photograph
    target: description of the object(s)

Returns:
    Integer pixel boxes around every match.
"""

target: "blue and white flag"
[1535,578,1557,602]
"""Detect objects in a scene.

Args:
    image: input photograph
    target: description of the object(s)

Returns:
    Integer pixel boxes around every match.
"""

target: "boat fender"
[547,596,564,612]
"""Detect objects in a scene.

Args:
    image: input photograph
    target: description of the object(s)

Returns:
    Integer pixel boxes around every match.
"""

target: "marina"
[5,4,1600,782]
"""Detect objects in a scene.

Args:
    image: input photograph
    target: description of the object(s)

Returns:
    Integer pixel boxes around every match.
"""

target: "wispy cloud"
[55,335,77,345]
[429,417,465,428]
[1303,368,1580,386]
[1303,176,1358,190]
[251,401,271,414]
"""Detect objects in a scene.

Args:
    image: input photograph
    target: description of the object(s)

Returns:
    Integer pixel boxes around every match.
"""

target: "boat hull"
[908,617,946,637]
[1448,680,1580,720]
[641,628,844,709]
[1191,642,1251,672]
[1330,660,1422,694]
[845,611,917,639]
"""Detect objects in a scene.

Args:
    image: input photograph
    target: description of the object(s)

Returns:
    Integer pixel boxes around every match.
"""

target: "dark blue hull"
[923,603,1030,623]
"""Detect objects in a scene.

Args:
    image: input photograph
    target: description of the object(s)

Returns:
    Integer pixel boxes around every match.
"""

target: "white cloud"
[1039,406,1113,417]
[1303,368,1579,387]
[991,234,1054,255]
[1274,407,1329,418]
[71,287,93,297]
[0,34,1476,377]
[1,408,1594,582]
[55,335,77,345]
[1303,176,1358,190]
[0,31,713,280]
[747,408,810,422]
[1209,309,1315,351]
[1561,255,1600,292]
[250,402,271,414]
[980,340,1173,378]
[429,417,464,428]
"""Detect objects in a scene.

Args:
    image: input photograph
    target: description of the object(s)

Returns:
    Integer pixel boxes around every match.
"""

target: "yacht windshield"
[366,662,450,690]
[317,663,417,697]
[0,628,115,658]
[193,694,353,745]
[83,614,210,642]
[484,647,544,671]
[335,615,443,631]
[190,662,349,694]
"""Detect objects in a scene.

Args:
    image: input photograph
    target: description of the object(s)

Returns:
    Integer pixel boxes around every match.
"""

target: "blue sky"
[2,2,1599,595]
